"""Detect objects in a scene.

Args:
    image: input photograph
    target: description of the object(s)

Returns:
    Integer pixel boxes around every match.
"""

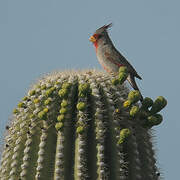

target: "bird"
[89,23,143,101]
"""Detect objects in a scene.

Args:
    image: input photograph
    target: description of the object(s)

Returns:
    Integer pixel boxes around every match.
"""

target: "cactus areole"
[0,70,166,180]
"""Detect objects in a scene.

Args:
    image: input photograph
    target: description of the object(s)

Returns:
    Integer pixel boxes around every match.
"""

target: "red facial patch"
[93,41,98,50]
[92,34,99,50]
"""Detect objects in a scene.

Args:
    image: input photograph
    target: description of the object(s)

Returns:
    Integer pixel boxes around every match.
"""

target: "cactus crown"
[0,70,166,180]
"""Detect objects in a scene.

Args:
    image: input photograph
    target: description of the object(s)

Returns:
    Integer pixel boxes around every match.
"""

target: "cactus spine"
[0,70,164,180]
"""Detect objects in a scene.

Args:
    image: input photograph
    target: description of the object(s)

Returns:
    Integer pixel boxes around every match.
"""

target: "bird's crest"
[95,23,112,34]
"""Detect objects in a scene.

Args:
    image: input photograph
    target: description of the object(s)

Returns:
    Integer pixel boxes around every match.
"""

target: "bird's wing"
[104,52,124,67]
[105,50,142,80]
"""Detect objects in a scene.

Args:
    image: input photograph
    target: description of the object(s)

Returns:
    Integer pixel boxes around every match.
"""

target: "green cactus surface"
[0,70,165,180]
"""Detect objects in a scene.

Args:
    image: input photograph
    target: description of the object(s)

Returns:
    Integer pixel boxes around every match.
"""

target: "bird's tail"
[127,74,143,102]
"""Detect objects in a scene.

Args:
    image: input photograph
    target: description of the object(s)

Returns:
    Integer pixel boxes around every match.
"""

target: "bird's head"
[89,23,112,49]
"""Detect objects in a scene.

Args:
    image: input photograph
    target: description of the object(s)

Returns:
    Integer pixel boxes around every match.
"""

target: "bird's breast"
[96,46,119,74]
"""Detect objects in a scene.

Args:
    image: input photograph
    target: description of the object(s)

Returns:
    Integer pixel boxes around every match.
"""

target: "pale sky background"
[0,0,179,179]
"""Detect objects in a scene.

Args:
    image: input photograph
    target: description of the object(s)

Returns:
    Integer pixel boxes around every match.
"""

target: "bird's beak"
[89,35,96,43]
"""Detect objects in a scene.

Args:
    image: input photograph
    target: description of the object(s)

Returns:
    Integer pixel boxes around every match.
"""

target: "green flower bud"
[33,98,40,104]
[44,98,52,105]
[29,114,35,119]
[130,106,139,117]
[76,126,84,134]
[123,100,132,108]
[18,102,26,108]
[78,83,90,94]
[141,97,153,110]
[57,114,65,122]
[38,111,47,119]
[29,90,36,96]
[76,102,86,111]
[128,90,141,104]
[55,122,63,131]
[111,78,119,85]
[45,89,54,97]
[118,128,131,144]
[58,89,68,98]
[147,115,156,126]
[153,114,163,125]
[78,92,86,98]
[61,100,68,107]
[41,84,46,90]
[150,96,167,114]
[62,82,71,90]
[118,72,128,85]
[55,81,60,85]
[13,108,19,114]
[43,108,49,113]
[59,107,67,114]
[50,87,56,91]
[115,108,120,113]
[145,114,163,128]
[119,66,128,73]
[22,96,28,101]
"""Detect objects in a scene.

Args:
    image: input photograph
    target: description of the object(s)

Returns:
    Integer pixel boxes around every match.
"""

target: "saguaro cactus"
[0,70,166,180]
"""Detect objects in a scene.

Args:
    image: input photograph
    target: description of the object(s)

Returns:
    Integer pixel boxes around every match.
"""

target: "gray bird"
[89,23,143,101]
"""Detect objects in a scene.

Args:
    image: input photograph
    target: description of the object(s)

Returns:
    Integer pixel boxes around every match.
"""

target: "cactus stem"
[98,79,119,179]
[0,70,165,180]
[54,78,77,180]
[74,76,89,179]
[20,124,41,180]
[8,114,30,179]
[89,77,108,180]
[135,128,160,179]
[123,131,142,179]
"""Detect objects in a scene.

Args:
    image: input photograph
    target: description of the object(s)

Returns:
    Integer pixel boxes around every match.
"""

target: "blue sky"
[0,0,179,179]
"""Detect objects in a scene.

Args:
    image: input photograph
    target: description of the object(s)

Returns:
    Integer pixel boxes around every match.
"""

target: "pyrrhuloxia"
[89,23,143,101]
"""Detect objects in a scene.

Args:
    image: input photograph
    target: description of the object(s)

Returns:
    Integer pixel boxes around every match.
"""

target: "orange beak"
[89,35,96,43]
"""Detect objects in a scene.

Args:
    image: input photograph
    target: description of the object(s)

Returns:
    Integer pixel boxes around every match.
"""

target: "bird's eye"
[92,34,103,40]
